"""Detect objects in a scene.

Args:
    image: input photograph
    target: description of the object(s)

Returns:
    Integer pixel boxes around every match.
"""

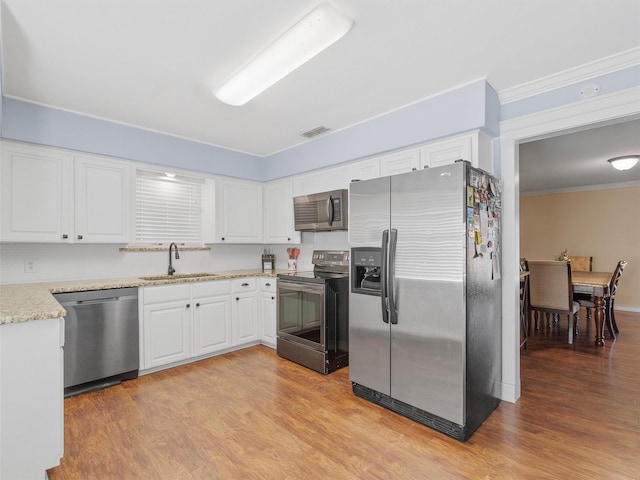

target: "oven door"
[277,279,326,351]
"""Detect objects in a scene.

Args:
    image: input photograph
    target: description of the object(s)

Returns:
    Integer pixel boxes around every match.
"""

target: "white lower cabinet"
[231,278,259,345]
[259,278,277,348]
[142,284,192,369]
[192,282,232,356]
[0,317,64,479]
[141,279,265,371]
[141,280,235,371]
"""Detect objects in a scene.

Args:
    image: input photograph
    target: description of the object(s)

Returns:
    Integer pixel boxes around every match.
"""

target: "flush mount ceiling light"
[607,155,639,171]
[214,3,353,106]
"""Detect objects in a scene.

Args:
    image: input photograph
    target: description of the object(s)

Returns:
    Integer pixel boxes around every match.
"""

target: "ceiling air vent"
[299,125,330,138]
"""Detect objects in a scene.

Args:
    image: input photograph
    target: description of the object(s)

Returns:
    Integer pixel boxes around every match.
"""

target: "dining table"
[572,270,612,346]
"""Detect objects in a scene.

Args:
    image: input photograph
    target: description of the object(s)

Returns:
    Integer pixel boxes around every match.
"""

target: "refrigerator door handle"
[380,229,389,324]
[388,228,398,324]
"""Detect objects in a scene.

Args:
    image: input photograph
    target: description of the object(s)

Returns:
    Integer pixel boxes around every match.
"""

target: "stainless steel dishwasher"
[54,287,139,397]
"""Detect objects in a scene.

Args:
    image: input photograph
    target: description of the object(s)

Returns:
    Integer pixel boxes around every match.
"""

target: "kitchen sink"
[140,273,219,281]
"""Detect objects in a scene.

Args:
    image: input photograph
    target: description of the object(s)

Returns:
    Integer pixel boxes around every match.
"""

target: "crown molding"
[499,47,640,104]
[520,180,640,197]
[500,85,640,143]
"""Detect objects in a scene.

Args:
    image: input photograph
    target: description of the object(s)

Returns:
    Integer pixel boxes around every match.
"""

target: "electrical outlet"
[24,259,37,273]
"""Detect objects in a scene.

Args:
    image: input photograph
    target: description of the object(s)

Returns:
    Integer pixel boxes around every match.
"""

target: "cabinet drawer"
[259,277,277,292]
[143,284,190,304]
[231,277,257,292]
[191,280,231,297]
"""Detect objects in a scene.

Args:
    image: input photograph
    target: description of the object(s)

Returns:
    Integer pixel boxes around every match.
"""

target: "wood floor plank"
[48,309,640,479]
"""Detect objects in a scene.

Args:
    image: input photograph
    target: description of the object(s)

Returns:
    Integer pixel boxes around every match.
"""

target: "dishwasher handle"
[58,294,138,306]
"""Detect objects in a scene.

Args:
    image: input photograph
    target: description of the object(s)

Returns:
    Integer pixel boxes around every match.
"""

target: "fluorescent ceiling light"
[607,155,639,171]
[214,3,353,106]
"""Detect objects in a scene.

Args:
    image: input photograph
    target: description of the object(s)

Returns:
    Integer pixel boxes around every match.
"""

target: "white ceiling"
[520,119,640,194]
[2,0,639,159]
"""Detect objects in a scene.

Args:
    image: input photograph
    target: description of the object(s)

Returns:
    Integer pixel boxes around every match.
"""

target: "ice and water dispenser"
[351,247,382,296]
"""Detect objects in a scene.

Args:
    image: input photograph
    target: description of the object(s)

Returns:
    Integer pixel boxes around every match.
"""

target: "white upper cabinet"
[263,180,300,244]
[1,142,73,242]
[217,178,263,243]
[420,131,493,172]
[379,149,420,176]
[349,158,380,182]
[292,163,352,196]
[1,142,132,243]
[74,155,131,243]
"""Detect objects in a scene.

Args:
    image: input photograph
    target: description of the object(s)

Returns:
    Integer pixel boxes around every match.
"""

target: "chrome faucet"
[168,242,180,275]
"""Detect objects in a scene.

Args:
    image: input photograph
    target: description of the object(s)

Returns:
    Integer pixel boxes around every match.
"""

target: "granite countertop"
[0,269,289,325]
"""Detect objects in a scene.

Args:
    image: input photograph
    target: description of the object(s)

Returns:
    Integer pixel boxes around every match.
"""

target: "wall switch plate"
[24,259,37,273]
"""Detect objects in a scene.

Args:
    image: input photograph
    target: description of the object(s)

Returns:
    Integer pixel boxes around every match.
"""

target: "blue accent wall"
[1,80,499,181]
[500,65,640,121]
[264,80,500,180]
[2,65,637,182]
[1,98,264,181]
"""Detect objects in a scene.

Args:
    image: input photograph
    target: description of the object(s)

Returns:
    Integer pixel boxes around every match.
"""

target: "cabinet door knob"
[77,234,83,240]
[241,283,249,287]
[271,296,275,300]
[186,303,191,308]
[221,237,225,241]
[196,303,200,307]
[265,282,271,287]
[62,234,68,239]
[288,237,291,241]
[235,297,239,301]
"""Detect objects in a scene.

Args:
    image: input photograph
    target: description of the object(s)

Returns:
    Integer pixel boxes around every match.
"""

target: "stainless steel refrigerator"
[349,161,501,441]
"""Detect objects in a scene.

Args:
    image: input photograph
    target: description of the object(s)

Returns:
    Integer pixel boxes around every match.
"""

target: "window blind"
[135,170,204,244]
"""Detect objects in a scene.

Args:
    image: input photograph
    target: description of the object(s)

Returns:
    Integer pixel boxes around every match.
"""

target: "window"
[135,169,204,245]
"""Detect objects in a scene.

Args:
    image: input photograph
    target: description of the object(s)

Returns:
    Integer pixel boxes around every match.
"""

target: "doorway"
[499,86,640,403]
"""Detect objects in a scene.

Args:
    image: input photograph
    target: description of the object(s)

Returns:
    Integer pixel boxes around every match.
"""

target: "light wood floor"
[48,309,640,480]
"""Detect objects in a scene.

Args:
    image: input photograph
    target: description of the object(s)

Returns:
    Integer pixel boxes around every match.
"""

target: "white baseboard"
[500,381,519,404]
[616,305,640,313]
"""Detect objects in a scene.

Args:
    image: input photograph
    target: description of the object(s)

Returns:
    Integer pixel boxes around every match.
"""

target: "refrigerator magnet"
[469,171,480,187]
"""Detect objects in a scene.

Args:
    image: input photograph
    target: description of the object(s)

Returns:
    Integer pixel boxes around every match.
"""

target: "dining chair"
[570,255,593,272]
[520,258,530,349]
[575,260,627,339]
[527,260,579,344]
[570,255,592,334]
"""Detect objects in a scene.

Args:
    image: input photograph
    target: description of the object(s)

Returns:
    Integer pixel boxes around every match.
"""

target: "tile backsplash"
[0,231,349,284]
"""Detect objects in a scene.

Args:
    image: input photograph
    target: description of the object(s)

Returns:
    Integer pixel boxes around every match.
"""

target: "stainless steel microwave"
[294,189,348,232]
